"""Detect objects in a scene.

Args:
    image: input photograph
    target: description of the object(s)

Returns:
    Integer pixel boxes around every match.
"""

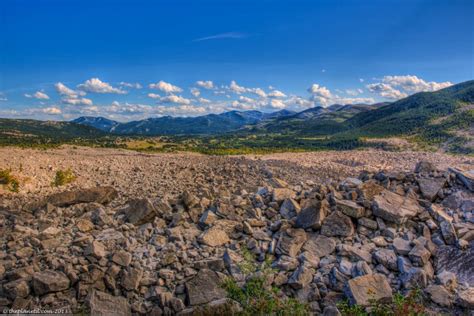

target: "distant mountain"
[73,110,296,135]
[0,118,106,145]
[72,116,119,132]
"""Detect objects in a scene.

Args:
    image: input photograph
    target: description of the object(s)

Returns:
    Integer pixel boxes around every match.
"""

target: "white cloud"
[158,95,192,105]
[268,90,286,98]
[25,91,50,100]
[55,82,86,98]
[119,82,142,89]
[366,83,407,100]
[198,97,211,104]
[147,93,161,99]
[196,80,214,89]
[381,75,452,93]
[251,88,267,98]
[190,88,201,97]
[367,75,453,100]
[41,107,62,115]
[149,81,183,94]
[228,80,247,94]
[77,78,126,94]
[61,97,93,106]
[269,99,286,109]
[309,83,375,106]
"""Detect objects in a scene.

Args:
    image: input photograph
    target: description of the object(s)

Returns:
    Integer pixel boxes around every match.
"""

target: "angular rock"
[277,228,307,258]
[457,287,474,309]
[199,226,230,247]
[32,270,70,295]
[84,240,107,258]
[121,267,143,291]
[272,188,295,203]
[415,160,435,173]
[86,290,131,316]
[439,220,457,245]
[393,238,412,255]
[372,190,421,224]
[358,180,384,201]
[336,199,365,219]
[280,198,301,219]
[321,211,354,237]
[373,249,397,271]
[425,285,452,307]
[47,186,117,207]
[449,167,474,192]
[112,251,132,267]
[435,243,474,286]
[417,177,446,201]
[288,265,313,289]
[117,198,159,225]
[185,269,226,306]
[408,245,431,267]
[345,274,392,306]
[303,234,336,258]
[295,200,329,230]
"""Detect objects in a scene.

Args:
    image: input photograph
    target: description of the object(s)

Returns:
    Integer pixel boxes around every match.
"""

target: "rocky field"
[0,147,473,315]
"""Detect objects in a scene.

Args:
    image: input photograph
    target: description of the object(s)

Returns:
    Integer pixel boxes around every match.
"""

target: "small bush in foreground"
[338,289,426,316]
[52,168,76,187]
[0,168,20,192]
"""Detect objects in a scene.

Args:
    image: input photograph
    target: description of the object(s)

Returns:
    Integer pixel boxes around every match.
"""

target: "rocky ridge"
[0,159,473,315]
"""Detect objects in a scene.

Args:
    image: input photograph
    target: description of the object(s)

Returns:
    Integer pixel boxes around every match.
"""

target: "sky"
[0,0,473,121]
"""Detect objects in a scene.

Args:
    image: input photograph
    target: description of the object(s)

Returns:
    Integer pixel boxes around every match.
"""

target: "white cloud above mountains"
[7,74,456,120]
[149,81,183,94]
[77,78,126,94]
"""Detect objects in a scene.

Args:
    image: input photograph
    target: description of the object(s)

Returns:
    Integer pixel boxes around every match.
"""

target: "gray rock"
[288,265,314,289]
[439,220,457,245]
[373,249,398,271]
[280,198,301,219]
[425,285,452,307]
[408,244,431,267]
[344,274,392,306]
[117,198,160,225]
[393,238,412,255]
[372,190,421,224]
[32,270,70,295]
[277,228,307,257]
[435,242,474,286]
[449,167,474,192]
[336,199,365,219]
[295,200,329,230]
[121,267,143,291]
[86,290,131,316]
[415,160,435,173]
[417,177,446,201]
[185,269,226,306]
[321,211,354,237]
[457,287,474,309]
[47,186,118,207]
[303,234,336,258]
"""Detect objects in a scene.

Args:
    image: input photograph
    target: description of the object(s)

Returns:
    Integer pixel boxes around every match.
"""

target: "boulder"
[121,267,143,291]
[280,198,301,219]
[457,287,474,309]
[84,240,107,258]
[295,200,329,230]
[373,249,397,271]
[185,269,226,306]
[321,211,354,237]
[112,251,132,267]
[47,186,117,207]
[393,238,412,255]
[336,200,365,219]
[288,265,313,289]
[344,274,392,306]
[372,190,421,224]
[117,198,160,225]
[417,177,446,201]
[357,181,384,201]
[449,168,474,192]
[303,234,336,258]
[425,285,452,307]
[415,160,435,173]
[277,228,307,258]
[272,188,295,203]
[199,226,230,247]
[439,220,457,245]
[32,270,70,295]
[86,290,131,316]
[408,245,431,267]
[435,242,474,286]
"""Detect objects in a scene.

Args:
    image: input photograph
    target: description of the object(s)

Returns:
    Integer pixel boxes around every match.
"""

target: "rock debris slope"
[1,154,474,315]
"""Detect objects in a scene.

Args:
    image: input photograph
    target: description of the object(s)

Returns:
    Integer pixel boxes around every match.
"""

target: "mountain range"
[1,80,473,152]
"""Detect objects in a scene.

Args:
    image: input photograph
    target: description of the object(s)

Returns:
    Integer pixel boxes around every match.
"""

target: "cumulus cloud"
[345,89,363,96]
[25,91,50,100]
[269,99,286,109]
[77,78,126,94]
[55,82,86,98]
[251,88,267,98]
[149,81,183,94]
[158,95,192,105]
[196,80,214,89]
[308,83,375,106]
[190,88,201,97]
[41,107,62,115]
[61,97,93,106]
[268,90,287,98]
[119,82,142,89]
[366,83,407,100]
[228,80,247,94]
[198,97,211,104]
[367,75,452,100]
[147,93,161,99]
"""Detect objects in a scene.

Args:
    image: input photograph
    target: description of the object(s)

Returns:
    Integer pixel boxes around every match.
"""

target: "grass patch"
[0,168,20,192]
[52,168,76,187]
[337,289,426,316]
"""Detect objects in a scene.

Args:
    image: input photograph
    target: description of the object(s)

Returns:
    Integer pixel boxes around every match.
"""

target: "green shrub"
[52,168,76,186]
[337,289,426,316]
[0,169,20,192]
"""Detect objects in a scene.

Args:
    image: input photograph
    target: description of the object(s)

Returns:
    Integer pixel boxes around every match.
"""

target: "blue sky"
[0,0,472,121]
